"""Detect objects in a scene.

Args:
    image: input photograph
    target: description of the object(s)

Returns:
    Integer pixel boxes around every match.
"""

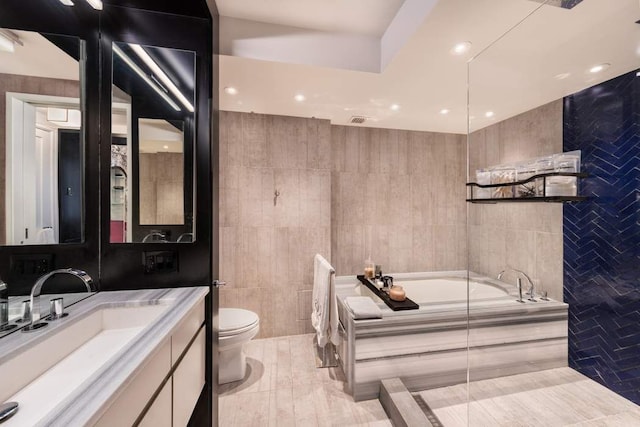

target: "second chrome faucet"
[497,268,536,303]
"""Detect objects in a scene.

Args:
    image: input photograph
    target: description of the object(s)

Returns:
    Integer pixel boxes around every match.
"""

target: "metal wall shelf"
[466,172,587,203]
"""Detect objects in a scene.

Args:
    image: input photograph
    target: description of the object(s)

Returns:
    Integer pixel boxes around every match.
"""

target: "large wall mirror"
[0,28,85,246]
[110,41,195,244]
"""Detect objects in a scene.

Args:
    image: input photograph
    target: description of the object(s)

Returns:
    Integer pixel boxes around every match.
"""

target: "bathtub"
[352,273,512,308]
[335,271,569,401]
[355,275,509,305]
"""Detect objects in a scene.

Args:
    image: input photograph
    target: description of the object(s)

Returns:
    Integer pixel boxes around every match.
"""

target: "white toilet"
[218,308,260,384]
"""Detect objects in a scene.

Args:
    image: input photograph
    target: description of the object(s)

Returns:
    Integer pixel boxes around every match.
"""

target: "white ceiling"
[0,30,79,81]
[215,0,406,37]
[219,0,640,134]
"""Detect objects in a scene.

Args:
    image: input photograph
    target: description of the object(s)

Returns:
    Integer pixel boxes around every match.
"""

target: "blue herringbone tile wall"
[564,70,640,404]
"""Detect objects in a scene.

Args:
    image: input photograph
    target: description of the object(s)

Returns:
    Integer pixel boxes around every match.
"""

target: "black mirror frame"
[98,5,213,292]
[0,1,101,295]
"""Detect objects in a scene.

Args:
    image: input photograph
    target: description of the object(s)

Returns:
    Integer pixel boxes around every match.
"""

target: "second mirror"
[110,41,195,244]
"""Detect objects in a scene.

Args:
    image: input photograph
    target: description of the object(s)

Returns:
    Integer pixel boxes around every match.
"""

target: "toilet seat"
[219,308,259,338]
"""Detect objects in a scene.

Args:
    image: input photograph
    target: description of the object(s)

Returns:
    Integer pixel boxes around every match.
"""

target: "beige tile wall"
[218,111,331,338]
[468,100,564,301]
[0,73,80,244]
[330,125,468,276]
[139,152,184,224]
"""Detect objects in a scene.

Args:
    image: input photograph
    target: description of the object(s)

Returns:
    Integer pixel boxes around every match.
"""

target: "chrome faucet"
[24,268,94,331]
[142,232,168,243]
[0,279,9,331]
[176,232,193,243]
[497,268,536,303]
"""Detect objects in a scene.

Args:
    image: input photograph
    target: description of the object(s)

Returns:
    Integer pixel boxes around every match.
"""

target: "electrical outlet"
[10,254,54,278]
[143,251,178,274]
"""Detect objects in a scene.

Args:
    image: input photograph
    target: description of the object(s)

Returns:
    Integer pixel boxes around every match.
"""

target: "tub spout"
[497,268,535,302]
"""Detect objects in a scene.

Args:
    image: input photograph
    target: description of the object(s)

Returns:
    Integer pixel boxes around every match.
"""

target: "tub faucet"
[497,268,536,302]
[24,268,94,331]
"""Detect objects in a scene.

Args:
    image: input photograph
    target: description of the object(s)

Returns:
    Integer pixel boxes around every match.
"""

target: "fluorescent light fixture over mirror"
[0,30,22,53]
[85,0,103,10]
[0,33,14,53]
[113,44,181,112]
[129,44,195,113]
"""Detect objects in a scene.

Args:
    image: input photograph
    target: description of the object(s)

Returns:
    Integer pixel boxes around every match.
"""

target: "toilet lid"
[219,308,259,336]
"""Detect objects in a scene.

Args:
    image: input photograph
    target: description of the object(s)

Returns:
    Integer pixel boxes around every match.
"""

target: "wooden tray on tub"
[356,275,419,311]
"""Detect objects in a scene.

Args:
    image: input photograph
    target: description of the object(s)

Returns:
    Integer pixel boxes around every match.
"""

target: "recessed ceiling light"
[294,94,306,102]
[636,71,640,77]
[390,104,400,111]
[485,111,494,118]
[224,86,238,95]
[451,41,472,55]
[163,145,169,150]
[440,109,450,115]
[589,63,610,74]
[554,72,571,80]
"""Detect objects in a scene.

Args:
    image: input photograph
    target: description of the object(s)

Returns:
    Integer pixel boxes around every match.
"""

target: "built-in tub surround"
[336,271,568,401]
[0,287,208,426]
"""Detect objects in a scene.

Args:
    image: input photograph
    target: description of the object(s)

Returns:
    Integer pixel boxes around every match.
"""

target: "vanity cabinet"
[139,378,172,427]
[94,300,205,427]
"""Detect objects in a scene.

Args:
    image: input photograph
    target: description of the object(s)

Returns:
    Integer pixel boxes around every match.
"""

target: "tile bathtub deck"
[217,334,392,427]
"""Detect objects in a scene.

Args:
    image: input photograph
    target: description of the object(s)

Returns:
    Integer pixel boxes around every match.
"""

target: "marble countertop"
[0,286,209,426]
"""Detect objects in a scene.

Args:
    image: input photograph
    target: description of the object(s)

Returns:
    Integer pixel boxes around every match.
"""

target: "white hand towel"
[311,254,340,347]
[344,297,383,320]
[37,228,56,244]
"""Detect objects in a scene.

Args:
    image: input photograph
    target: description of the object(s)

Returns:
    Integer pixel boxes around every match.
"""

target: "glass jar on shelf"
[515,162,537,198]
[475,169,492,199]
[534,157,554,196]
[490,167,516,199]
[549,151,581,196]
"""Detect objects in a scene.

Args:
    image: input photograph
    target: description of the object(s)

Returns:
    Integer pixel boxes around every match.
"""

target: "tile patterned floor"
[417,367,640,427]
[218,334,640,427]
[217,334,391,427]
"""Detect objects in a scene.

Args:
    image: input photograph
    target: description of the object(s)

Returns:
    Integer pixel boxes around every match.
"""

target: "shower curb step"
[379,378,433,427]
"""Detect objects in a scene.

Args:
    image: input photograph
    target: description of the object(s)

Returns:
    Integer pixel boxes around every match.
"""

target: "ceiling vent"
[349,116,367,124]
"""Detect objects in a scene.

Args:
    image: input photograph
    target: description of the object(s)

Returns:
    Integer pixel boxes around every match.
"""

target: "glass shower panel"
[467,0,640,424]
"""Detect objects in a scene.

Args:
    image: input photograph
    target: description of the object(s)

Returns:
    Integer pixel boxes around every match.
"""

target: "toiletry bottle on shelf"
[364,259,375,279]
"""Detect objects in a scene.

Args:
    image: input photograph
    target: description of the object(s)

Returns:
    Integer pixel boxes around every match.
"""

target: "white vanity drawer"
[171,300,205,365]
[94,339,171,427]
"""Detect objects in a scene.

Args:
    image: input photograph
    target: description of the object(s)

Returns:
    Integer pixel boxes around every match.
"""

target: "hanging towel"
[311,254,340,347]
[344,297,383,320]
[37,228,55,244]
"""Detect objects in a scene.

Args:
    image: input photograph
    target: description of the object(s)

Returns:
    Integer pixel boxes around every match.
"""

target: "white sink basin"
[0,304,167,426]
